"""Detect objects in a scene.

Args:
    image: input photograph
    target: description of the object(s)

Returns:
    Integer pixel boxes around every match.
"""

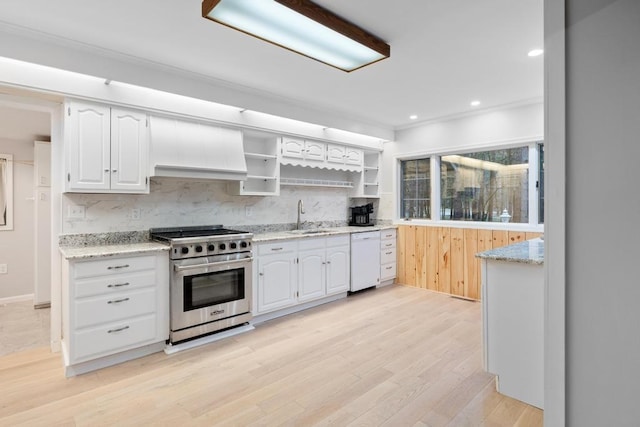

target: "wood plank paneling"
[396,225,542,301]
[508,231,526,245]
[426,227,439,291]
[405,226,417,286]
[450,228,465,296]
[463,229,479,300]
[415,227,427,288]
[397,226,407,284]
[526,232,542,240]
[438,227,451,294]
[492,230,508,249]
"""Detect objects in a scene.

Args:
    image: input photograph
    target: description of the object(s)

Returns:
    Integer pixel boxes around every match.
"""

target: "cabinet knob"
[112,169,117,173]
[259,272,264,276]
[104,169,109,173]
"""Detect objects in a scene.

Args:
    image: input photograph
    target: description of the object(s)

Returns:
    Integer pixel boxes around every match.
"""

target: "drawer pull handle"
[386,266,393,270]
[386,251,393,255]
[108,297,130,304]
[385,243,393,247]
[271,247,284,251]
[107,325,130,334]
[107,264,130,270]
[108,282,130,288]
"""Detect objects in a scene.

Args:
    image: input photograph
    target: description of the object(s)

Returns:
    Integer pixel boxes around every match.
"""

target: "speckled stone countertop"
[475,238,544,265]
[59,242,170,260]
[253,225,397,243]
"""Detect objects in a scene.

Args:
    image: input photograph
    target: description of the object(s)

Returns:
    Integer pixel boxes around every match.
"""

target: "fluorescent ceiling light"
[409,115,418,120]
[528,49,544,57]
[202,0,391,72]
[470,100,481,107]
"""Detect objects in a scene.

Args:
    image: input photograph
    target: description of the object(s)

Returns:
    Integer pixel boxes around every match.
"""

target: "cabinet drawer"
[74,287,156,329]
[75,270,157,298]
[72,314,157,362]
[381,240,396,250]
[381,263,397,280]
[381,229,397,241]
[326,234,349,247]
[258,241,297,255]
[73,255,156,279]
[298,237,325,250]
[381,248,397,265]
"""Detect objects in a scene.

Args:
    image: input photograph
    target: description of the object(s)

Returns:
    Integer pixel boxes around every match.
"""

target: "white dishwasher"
[350,230,381,292]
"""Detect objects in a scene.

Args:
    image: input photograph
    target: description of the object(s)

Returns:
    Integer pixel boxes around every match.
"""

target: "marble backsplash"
[62,177,379,235]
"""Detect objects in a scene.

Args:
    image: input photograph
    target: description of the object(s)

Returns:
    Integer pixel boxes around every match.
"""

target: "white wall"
[0,107,50,299]
[62,180,354,234]
[378,103,544,220]
[564,0,640,424]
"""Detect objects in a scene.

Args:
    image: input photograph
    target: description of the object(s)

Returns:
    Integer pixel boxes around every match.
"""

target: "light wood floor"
[0,285,542,426]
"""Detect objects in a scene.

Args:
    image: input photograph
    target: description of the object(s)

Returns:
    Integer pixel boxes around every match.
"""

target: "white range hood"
[149,116,247,181]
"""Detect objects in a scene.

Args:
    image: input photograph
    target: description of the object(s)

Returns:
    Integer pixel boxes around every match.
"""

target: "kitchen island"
[476,238,544,409]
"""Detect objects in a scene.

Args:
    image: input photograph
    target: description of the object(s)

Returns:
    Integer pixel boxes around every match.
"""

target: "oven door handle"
[173,257,252,272]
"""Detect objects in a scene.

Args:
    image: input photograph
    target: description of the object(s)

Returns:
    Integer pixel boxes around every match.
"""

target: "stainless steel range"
[150,225,253,344]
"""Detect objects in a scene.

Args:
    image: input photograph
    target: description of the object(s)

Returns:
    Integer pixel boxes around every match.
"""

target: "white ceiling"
[0,0,543,130]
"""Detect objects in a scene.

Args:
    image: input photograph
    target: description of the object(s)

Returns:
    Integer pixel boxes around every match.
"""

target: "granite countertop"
[59,241,170,260]
[475,238,544,265]
[253,225,396,243]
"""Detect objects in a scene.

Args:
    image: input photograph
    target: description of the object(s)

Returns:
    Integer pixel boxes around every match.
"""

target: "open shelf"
[245,152,278,160]
[280,177,353,188]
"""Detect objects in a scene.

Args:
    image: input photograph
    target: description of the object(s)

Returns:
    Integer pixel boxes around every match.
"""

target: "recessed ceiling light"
[528,49,544,57]
[470,100,481,107]
[409,115,418,120]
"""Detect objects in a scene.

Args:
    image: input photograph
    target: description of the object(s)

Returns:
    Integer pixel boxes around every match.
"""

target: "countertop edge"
[59,242,170,260]
[475,238,544,265]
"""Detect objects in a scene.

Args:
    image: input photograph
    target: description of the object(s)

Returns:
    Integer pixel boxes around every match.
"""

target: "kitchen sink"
[288,229,331,235]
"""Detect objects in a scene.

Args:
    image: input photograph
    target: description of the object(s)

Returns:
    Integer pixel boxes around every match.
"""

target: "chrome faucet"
[297,199,305,230]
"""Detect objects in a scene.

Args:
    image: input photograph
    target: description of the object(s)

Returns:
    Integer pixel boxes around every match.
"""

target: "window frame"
[395,139,543,231]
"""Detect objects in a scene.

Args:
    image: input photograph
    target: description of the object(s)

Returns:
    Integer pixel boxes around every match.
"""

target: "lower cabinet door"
[298,248,326,303]
[326,246,350,294]
[257,254,297,313]
[72,314,157,362]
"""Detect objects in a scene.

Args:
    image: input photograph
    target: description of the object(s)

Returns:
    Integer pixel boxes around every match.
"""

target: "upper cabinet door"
[66,101,111,191]
[326,144,346,164]
[344,148,363,166]
[110,108,149,192]
[304,141,325,162]
[281,137,305,159]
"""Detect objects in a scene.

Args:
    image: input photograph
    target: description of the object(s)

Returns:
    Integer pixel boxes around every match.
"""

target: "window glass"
[401,158,430,219]
[440,147,529,223]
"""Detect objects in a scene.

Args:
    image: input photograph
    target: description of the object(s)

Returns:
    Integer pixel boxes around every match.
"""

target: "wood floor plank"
[0,285,542,426]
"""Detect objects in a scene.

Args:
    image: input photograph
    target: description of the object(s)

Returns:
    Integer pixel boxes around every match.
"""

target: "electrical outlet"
[0,264,7,274]
[245,206,253,217]
[68,205,85,219]
[131,209,141,220]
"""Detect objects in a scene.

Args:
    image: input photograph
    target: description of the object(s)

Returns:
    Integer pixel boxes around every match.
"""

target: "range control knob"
[195,245,203,253]
[181,247,189,255]
[230,242,237,249]
[240,241,248,248]
[207,244,215,252]
[219,243,226,251]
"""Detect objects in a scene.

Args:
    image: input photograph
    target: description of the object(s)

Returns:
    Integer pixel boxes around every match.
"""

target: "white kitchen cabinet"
[326,238,350,295]
[229,130,280,196]
[351,151,381,198]
[281,137,325,163]
[254,235,350,317]
[298,245,326,303]
[379,229,397,286]
[256,242,297,313]
[61,252,168,376]
[65,100,149,193]
[327,144,363,168]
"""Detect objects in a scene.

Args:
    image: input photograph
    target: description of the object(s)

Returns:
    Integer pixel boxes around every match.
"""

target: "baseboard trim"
[0,294,34,304]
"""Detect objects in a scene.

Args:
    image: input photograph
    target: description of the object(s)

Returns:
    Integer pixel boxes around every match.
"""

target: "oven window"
[183,268,245,311]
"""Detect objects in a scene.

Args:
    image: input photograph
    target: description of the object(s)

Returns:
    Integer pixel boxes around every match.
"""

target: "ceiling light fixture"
[202,0,391,72]
[528,49,544,57]
[409,115,418,120]
[470,100,481,107]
